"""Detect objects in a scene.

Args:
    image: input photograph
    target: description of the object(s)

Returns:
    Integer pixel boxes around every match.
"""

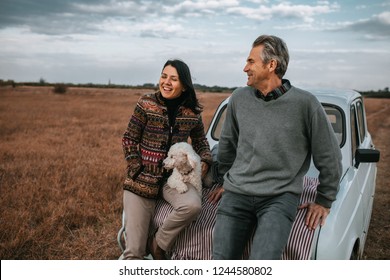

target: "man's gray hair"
[252,35,289,79]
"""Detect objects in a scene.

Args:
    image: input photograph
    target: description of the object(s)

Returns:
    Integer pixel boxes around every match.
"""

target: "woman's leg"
[155,184,202,251]
[123,190,155,260]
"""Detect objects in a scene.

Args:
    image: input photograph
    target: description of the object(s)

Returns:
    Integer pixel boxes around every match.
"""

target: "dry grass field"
[0,86,388,259]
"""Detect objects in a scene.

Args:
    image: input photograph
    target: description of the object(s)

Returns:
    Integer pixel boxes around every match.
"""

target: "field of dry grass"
[0,86,228,259]
[0,86,388,259]
[361,98,390,259]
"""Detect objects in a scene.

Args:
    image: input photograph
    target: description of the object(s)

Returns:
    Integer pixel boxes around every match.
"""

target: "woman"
[122,59,212,260]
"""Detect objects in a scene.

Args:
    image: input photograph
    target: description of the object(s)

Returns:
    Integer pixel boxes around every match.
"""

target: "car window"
[356,100,366,143]
[210,104,227,141]
[211,103,344,147]
[350,105,359,164]
[324,105,344,147]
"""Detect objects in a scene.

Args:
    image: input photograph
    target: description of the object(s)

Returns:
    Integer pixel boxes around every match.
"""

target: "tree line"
[0,78,388,97]
[0,79,235,93]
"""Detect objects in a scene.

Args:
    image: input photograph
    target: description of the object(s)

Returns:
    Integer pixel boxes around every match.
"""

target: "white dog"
[163,142,202,194]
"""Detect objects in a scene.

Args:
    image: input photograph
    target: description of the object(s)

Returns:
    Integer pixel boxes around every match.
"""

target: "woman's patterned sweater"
[122,91,212,199]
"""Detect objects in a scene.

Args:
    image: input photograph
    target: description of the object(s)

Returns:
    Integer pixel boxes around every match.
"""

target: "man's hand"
[208,187,224,204]
[299,202,330,231]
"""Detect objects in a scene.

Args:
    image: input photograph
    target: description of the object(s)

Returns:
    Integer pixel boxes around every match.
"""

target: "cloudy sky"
[0,0,389,91]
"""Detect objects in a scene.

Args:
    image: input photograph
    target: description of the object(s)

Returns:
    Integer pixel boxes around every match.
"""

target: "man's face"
[243,45,271,89]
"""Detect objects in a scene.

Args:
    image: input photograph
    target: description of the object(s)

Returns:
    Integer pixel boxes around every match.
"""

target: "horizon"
[2,78,389,93]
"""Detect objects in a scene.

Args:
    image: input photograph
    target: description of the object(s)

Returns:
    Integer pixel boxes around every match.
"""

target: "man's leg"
[250,192,299,260]
[213,191,255,260]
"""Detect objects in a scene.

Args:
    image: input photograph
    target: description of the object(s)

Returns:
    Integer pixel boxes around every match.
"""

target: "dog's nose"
[162,159,169,167]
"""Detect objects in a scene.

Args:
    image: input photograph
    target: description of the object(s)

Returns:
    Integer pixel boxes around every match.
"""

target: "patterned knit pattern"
[122,91,212,199]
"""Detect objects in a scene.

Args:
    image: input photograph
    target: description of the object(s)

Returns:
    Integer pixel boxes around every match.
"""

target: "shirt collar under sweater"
[255,79,291,101]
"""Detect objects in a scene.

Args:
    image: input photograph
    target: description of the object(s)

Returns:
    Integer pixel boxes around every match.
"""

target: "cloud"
[0,0,165,35]
[331,12,390,40]
[227,1,339,23]
[164,0,239,16]
[0,0,110,35]
[0,0,342,36]
[138,21,186,39]
[0,0,240,35]
[287,46,390,91]
[72,0,156,17]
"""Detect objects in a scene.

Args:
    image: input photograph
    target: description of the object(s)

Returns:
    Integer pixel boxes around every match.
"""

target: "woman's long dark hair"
[162,59,203,114]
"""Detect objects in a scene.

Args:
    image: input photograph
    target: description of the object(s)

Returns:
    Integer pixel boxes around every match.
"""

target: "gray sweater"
[218,86,342,208]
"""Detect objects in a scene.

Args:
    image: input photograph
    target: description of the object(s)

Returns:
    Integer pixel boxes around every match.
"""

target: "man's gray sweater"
[217,86,342,208]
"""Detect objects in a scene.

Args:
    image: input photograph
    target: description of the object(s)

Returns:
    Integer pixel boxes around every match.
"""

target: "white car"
[206,88,380,259]
[118,88,380,260]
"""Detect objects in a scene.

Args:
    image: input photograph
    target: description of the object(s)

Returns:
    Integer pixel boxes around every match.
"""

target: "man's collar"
[256,79,291,101]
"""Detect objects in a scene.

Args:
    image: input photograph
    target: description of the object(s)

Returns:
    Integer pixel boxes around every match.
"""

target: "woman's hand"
[201,161,209,178]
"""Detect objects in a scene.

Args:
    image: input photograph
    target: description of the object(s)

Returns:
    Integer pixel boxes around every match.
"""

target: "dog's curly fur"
[163,142,202,194]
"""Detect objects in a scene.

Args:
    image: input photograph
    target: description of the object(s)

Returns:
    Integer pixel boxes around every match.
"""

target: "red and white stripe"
[151,177,320,260]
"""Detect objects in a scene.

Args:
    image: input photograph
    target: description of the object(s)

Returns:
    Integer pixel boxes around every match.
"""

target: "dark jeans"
[212,190,299,260]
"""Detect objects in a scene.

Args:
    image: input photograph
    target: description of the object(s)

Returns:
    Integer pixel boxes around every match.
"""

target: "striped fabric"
[150,176,320,260]
[151,185,219,260]
[281,176,319,260]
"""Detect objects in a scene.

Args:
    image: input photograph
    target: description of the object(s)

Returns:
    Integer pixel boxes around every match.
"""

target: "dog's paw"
[195,186,202,195]
[182,176,190,183]
[176,185,188,194]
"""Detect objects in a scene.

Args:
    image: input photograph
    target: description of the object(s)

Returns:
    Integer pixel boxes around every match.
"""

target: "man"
[212,35,342,260]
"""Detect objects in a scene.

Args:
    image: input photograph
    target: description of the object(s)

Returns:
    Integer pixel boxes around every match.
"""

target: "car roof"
[304,88,362,107]
[220,87,362,108]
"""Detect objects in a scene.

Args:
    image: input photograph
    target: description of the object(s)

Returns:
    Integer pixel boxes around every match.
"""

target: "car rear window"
[324,105,344,147]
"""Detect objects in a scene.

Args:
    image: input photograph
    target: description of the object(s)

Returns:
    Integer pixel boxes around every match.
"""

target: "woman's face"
[159,65,184,99]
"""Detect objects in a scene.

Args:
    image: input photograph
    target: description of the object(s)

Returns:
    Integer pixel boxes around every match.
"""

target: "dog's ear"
[187,152,199,169]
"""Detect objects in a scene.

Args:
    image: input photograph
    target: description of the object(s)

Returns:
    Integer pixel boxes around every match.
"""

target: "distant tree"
[39,78,46,85]
[0,79,16,87]
[53,83,67,94]
[142,83,156,88]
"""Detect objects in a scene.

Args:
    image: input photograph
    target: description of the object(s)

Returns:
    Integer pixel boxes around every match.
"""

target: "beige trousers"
[156,184,201,251]
[122,184,201,260]
[123,190,155,260]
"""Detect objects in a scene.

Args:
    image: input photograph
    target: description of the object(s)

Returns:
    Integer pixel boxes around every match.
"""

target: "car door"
[352,99,376,247]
